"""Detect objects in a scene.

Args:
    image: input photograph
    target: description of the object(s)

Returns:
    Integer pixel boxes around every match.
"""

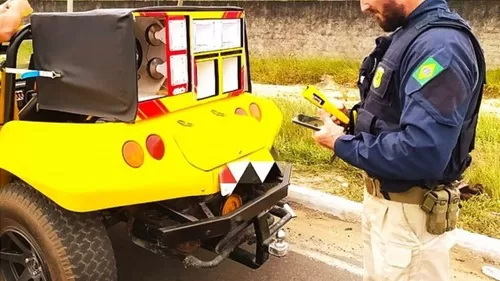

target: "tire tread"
[0,181,117,281]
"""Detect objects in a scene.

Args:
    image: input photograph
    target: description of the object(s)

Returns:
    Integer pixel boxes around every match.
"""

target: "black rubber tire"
[0,180,118,281]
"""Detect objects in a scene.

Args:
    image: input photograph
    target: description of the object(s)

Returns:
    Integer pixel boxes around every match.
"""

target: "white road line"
[290,246,364,277]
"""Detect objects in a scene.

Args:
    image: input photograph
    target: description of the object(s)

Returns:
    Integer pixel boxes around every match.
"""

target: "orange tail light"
[221,194,243,215]
[122,140,144,168]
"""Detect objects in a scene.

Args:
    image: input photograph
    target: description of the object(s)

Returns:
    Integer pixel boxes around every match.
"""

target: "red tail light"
[235,108,247,115]
[146,134,165,160]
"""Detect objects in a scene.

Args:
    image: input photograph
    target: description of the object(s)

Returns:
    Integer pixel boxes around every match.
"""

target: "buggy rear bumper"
[183,201,296,269]
[131,162,296,269]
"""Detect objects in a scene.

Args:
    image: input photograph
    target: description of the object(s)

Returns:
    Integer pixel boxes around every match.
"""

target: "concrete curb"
[287,184,500,261]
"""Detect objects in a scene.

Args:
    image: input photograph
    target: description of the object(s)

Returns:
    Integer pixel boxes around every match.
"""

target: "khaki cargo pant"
[361,189,457,281]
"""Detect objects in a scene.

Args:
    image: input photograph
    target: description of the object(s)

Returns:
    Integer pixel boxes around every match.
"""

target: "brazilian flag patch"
[412,56,444,86]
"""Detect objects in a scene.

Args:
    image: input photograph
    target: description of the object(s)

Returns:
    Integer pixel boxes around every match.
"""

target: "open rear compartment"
[133,7,250,122]
[18,6,250,124]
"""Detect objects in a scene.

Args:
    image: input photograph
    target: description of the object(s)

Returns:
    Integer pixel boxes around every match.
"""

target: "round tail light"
[146,134,165,160]
[221,194,243,215]
[122,141,144,168]
[249,103,261,120]
[235,108,247,115]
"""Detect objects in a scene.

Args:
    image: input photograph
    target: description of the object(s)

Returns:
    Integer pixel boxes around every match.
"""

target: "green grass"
[250,55,360,88]
[250,56,500,99]
[485,68,500,98]
[269,95,500,238]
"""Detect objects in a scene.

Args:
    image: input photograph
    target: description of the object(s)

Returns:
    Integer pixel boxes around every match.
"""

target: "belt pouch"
[421,188,450,235]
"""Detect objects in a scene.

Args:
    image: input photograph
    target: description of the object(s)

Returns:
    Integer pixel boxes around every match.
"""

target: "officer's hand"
[317,107,349,130]
[316,98,349,126]
[312,111,345,150]
[316,108,330,120]
[330,98,349,116]
[459,183,484,201]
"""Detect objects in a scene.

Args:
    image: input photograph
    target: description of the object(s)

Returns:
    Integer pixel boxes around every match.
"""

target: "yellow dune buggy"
[0,6,295,281]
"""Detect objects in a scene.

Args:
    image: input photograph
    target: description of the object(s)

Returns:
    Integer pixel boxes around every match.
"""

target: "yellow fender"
[0,94,283,213]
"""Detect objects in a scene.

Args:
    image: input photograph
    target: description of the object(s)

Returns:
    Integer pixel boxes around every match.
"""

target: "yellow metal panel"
[0,71,6,124]
[195,56,219,63]
[217,53,223,96]
[194,47,244,57]
[0,94,282,212]
[124,9,244,20]
[220,52,244,60]
[166,11,226,19]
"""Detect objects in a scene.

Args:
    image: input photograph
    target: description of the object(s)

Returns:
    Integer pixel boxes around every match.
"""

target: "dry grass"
[268,95,500,238]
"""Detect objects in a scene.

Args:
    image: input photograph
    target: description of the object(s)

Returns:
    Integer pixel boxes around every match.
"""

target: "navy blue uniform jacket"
[333,0,480,186]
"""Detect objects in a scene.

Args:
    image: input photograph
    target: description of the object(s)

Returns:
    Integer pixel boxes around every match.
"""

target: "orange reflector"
[122,141,144,168]
[249,103,261,120]
[221,194,243,215]
[235,108,247,115]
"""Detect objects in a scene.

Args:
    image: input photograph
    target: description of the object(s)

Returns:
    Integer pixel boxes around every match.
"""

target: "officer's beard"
[376,1,407,32]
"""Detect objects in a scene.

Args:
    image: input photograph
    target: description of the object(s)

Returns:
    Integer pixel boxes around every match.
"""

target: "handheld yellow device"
[301,85,350,125]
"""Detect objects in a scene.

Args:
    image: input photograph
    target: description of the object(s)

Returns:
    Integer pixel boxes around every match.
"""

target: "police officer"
[312,0,486,280]
[0,0,33,42]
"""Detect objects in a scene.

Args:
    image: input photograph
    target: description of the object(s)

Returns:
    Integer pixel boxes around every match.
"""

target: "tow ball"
[268,228,289,257]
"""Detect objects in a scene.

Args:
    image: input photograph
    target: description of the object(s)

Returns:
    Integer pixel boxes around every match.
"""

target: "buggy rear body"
[0,6,296,280]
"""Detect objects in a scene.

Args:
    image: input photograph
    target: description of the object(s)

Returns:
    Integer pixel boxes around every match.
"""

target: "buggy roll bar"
[2,24,32,124]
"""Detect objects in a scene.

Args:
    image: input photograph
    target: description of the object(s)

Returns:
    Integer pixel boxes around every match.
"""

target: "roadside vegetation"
[253,56,500,239]
[7,42,500,238]
[250,55,500,99]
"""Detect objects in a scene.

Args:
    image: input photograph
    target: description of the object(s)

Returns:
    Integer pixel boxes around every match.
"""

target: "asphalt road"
[107,223,361,281]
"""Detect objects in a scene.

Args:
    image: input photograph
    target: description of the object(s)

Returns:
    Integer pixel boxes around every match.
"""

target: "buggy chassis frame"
[130,162,294,269]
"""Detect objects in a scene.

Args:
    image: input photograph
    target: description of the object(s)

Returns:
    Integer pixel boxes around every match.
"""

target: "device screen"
[292,114,324,131]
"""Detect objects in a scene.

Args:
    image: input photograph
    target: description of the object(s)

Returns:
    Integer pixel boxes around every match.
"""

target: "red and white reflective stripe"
[219,160,278,196]
[251,161,276,182]
[136,11,167,17]
[220,165,237,183]
[219,164,237,196]
[222,11,244,19]
[137,99,169,119]
[227,160,249,182]
[165,15,189,96]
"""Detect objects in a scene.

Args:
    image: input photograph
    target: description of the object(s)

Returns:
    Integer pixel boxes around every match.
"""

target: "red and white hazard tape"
[219,161,283,196]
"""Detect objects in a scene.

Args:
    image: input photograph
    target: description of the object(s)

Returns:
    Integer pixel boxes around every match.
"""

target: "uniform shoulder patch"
[411,56,445,87]
[372,65,385,89]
